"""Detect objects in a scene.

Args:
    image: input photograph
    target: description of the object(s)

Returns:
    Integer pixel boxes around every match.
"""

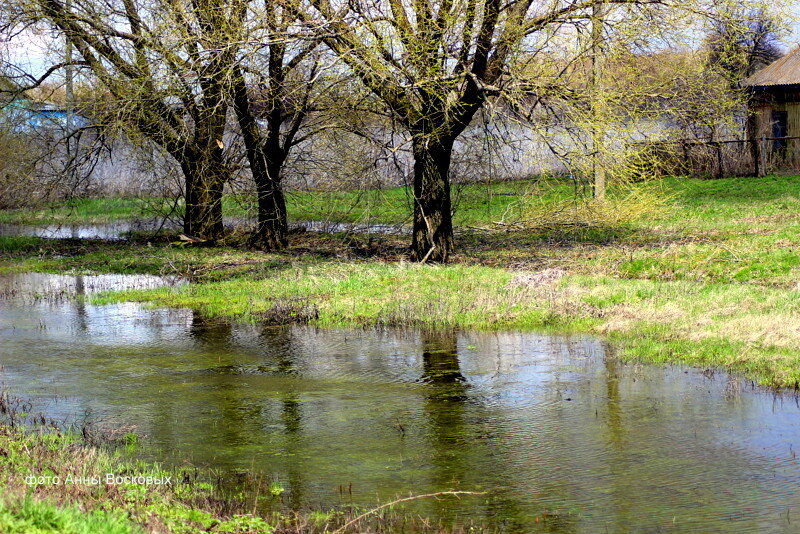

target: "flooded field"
[1,272,799,532]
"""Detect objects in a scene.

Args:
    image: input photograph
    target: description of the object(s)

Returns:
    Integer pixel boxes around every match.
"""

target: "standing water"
[0,219,405,241]
[1,272,799,532]
[0,220,172,240]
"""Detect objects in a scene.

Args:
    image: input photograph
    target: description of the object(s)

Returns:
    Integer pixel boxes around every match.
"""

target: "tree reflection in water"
[421,330,470,527]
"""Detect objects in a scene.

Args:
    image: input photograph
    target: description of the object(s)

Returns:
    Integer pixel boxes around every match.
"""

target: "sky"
[5,2,800,81]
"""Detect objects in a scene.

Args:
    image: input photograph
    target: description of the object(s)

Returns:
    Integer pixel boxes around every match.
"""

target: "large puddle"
[1,272,799,531]
[0,219,405,240]
[0,220,171,240]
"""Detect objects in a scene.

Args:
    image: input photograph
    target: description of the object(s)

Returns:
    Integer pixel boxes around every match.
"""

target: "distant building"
[0,77,87,132]
[743,46,800,163]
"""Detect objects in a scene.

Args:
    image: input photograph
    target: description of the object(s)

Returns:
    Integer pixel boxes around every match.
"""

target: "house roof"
[744,46,800,88]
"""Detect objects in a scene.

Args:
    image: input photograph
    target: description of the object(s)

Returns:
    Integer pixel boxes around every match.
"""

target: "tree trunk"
[181,155,225,241]
[182,68,229,242]
[252,161,288,250]
[746,112,762,177]
[410,134,455,263]
[231,67,288,250]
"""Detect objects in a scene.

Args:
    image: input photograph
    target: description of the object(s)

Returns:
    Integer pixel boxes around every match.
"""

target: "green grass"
[0,180,543,227]
[0,236,275,279]
[284,179,547,226]
[94,262,568,329]
[0,499,137,534]
[4,175,800,386]
[7,175,799,229]
[0,421,278,533]
[94,260,800,387]
[0,198,156,225]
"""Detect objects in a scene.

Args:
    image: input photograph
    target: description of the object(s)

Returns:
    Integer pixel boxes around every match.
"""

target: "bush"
[0,126,39,209]
[508,180,672,230]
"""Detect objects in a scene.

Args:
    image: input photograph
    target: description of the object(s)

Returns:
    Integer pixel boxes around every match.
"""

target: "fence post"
[682,142,690,174]
[751,137,760,177]
[758,136,767,177]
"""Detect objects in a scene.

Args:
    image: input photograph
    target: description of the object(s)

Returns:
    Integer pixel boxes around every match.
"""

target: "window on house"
[772,110,788,150]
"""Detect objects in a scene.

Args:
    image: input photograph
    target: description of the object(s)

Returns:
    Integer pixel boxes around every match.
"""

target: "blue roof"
[2,102,89,131]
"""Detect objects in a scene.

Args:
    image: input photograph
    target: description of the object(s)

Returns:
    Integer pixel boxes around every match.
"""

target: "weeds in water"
[0,392,495,533]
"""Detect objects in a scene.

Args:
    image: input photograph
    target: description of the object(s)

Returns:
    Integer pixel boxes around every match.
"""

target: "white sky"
[5,3,800,80]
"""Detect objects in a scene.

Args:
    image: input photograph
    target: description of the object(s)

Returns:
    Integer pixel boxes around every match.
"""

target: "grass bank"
[2,175,800,386]
[0,416,276,533]
[94,261,800,387]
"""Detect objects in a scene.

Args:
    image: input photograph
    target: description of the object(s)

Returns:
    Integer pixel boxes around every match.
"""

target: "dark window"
[772,110,788,150]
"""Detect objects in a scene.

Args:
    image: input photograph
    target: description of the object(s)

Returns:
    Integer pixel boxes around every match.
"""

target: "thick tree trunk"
[410,135,455,263]
[181,155,225,241]
[182,67,229,242]
[231,68,288,250]
[252,161,288,250]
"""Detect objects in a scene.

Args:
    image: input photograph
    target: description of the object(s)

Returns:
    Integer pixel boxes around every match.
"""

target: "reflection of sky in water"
[0,219,405,241]
[2,272,800,532]
[0,221,170,240]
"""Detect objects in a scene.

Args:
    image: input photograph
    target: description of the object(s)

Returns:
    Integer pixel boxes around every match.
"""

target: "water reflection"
[0,220,172,240]
[190,315,233,347]
[259,327,305,507]
[0,218,404,242]
[1,272,800,532]
[421,330,470,528]
[421,330,467,386]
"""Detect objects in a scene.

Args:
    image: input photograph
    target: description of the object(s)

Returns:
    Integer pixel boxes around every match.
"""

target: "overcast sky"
[5,4,800,81]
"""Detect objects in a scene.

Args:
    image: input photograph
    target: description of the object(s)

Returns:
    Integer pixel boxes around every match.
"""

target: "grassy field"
[0,180,550,227]
[2,175,800,389]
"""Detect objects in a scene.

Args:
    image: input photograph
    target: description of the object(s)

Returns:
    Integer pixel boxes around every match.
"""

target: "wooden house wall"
[788,103,800,164]
[751,92,800,167]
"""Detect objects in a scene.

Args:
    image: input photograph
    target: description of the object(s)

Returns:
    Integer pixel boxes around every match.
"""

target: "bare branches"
[332,491,482,534]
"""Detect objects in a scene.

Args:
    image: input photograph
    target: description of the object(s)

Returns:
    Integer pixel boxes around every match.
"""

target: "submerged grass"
[0,420,274,533]
[3,175,800,387]
[0,398,484,533]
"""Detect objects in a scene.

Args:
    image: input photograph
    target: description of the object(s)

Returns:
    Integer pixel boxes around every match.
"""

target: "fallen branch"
[333,490,483,534]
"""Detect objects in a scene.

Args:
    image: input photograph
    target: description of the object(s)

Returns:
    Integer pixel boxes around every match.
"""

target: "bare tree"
[6,0,247,239]
[291,0,709,261]
[707,6,783,82]
[5,0,342,247]
[230,6,333,250]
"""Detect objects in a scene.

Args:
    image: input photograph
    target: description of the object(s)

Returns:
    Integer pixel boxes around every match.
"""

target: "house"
[743,46,800,166]
[0,76,87,132]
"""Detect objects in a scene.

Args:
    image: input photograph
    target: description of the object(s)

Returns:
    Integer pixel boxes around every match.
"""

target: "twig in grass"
[332,490,482,533]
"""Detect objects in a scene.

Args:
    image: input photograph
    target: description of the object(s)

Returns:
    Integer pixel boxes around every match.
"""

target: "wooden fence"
[631,137,800,179]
